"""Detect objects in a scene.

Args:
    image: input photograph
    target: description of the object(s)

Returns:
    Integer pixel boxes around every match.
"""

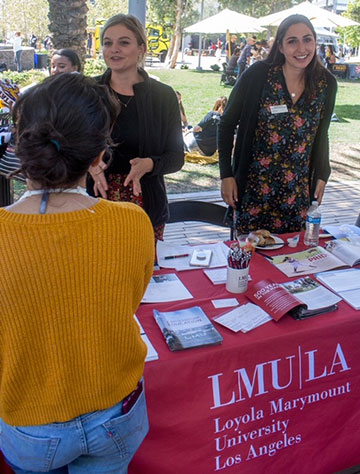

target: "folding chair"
[168,200,233,240]
[355,212,360,227]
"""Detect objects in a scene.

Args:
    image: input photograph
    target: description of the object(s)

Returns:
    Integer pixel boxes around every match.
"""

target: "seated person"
[184,97,228,156]
[226,47,241,75]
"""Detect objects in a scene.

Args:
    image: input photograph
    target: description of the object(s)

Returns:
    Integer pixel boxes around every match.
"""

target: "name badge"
[270,105,288,114]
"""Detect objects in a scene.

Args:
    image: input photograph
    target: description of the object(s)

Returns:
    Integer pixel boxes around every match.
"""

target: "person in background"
[87,32,93,55]
[29,33,37,49]
[50,48,81,75]
[219,14,337,234]
[226,34,238,58]
[0,73,154,473]
[176,90,190,129]
[12,32,22,72]
[88,13,184,242]
[226,46,241,75]
[43,35,51,50]
[325,44,337,70]
[184,96,227,157]
[237,35,256,77]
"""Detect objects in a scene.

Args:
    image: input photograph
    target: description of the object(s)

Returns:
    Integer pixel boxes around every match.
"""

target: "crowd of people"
[0,12,338,473]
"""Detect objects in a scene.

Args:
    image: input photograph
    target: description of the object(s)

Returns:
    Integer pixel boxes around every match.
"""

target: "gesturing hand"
[89,160,108,199]
[124,158,154,196]
[221,177,238,208]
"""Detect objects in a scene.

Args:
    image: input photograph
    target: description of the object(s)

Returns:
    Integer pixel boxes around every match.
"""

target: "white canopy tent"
[184,8,265,34]
[184,8,264,68]
[258,1,359,28]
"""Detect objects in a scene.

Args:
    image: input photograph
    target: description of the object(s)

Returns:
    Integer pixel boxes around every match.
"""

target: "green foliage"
[87,0,127,27]
[0,0,49,42]
[83,58,107,76]
[0,69,47,87]
[338,0,360,48]
[217,0,293,17]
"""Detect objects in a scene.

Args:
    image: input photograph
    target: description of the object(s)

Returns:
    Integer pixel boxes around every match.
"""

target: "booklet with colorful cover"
[270,246,359,278]
[246,278,339,321]
[153,306,223,351]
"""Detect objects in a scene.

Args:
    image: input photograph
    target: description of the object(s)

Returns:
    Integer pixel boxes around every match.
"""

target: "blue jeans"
[0,380,148,473]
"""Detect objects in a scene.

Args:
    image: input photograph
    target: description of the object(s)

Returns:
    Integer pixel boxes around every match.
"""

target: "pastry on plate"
[249,229,275,247]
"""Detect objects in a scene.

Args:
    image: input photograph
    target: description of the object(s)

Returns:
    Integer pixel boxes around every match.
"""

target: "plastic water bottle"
[304,201,321,247]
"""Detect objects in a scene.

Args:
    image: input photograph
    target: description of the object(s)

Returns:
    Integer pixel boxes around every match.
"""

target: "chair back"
[355,212,360,227]
[168,200,233,239]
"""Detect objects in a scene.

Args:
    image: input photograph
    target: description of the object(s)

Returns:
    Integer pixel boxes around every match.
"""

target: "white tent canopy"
[184,8,265,34]
[258,1,359,28]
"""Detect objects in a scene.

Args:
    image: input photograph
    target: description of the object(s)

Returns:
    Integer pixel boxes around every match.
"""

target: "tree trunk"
[48,0,88,70]
[168,0,182,69]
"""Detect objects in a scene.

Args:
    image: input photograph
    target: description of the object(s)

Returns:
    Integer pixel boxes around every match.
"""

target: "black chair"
[220,62,236,87]
[168,200,233,240]
[355,213,360,227]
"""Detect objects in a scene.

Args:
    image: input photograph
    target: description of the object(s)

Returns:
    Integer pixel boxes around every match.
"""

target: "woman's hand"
[89,160,108,198]
[221,177,238,208]
[124,158,154,196]
[314,179,326,205]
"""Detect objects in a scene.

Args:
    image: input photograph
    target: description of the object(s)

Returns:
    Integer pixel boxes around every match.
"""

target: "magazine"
[315,268,360,310]
[246,278,339,321]
[153,306,223,351]
[324,240,360,267]
[271,245,359,278]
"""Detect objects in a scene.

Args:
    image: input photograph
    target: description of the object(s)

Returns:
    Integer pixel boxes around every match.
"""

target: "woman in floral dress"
[218,14,337,234]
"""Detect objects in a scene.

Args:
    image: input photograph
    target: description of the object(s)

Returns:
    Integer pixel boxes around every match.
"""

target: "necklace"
[18,186,90,214]
[291,92,296,98]
[118,95,133,108]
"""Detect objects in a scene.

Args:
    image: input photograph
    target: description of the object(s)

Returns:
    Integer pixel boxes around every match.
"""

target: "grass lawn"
[149,69,360,193]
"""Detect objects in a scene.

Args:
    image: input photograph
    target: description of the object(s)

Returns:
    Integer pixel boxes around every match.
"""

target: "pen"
[256,250,274,260]
[164,253,190,260]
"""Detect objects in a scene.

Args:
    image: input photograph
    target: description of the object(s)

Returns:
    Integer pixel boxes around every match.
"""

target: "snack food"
[249,230,275,247]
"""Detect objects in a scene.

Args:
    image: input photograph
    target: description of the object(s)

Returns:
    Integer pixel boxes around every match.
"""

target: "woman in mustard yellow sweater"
[0,73,154,473]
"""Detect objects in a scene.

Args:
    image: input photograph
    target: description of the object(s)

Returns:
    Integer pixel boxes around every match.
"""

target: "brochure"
[141,273,193,303]
[271,246,357,278]
[134,315,159,362]
[315,268,360,310]
[246,278,339,321]
[213,303,272,333]
[153,306,223,351]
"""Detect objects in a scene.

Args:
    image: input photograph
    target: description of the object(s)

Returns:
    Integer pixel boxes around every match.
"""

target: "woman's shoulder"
[322,67,337,91]
[98,199,151,222]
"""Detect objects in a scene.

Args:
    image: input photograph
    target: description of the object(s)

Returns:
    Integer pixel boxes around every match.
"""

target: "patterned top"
[237,65,327,234]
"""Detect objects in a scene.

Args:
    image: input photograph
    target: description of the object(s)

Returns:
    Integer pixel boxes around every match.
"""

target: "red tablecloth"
[129,237,360,474]
[2,236,360,473]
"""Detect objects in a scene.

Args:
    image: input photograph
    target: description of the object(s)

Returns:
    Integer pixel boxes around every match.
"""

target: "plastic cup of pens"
[226,243,252,294]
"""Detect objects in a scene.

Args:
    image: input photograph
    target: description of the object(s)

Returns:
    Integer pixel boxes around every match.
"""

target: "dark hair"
[101,13,147,53]
[264,14,326,99]
[12,73,119,188]
[52,49,81,71]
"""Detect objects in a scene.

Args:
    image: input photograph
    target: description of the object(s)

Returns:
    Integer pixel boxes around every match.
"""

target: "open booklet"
[245,278,340,321]
[153,306,223,351]
[271,244,360,278]
[315,268,360,310]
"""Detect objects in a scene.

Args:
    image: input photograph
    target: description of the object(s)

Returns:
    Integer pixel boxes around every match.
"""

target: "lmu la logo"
[209,343,350,409]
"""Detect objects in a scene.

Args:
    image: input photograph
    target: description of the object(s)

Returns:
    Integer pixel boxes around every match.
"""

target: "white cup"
[226,266,249,294]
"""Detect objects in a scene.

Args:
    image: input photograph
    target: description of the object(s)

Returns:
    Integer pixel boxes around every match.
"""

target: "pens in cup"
[164,253,190,260]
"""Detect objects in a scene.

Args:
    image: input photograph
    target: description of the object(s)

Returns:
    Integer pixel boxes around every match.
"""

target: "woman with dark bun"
[0,73,154,472]
[219,14,337,234]
[88,13,184,242]
[50,48,81,75]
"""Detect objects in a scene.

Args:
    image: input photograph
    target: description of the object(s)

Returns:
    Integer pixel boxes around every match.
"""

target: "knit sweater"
[0,199,154,426]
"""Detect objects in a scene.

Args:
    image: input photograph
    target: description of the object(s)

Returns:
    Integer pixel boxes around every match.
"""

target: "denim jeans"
[0,380,148,473]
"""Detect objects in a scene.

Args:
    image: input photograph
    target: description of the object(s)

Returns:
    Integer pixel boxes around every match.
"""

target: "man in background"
[237,36,256,78]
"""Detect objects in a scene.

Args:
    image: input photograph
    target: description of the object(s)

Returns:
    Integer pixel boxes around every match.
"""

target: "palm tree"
[48,0,88,69]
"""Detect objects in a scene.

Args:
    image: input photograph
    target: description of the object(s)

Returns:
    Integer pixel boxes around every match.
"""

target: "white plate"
[255,235,284,250]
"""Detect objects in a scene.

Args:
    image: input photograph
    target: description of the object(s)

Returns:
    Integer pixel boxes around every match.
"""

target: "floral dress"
[236,65,327,234]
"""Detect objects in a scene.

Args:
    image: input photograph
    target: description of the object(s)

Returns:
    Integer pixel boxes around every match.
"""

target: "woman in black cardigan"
[218,14,337,234]
[88,14,184,241]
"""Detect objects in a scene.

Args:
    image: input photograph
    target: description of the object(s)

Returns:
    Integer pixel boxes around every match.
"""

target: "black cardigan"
[90,68,184,227]
[218,61,337,204]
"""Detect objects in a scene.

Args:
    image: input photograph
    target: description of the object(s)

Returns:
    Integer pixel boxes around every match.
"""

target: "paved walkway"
[165,180,360,244]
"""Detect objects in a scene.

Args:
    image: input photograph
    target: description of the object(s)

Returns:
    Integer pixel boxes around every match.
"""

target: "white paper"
[157,241,228,271]
[214,303,272,333]
[323,225,360,239]
[134,315,159,362]
[141,273,193,303]
[212,298,239,308]
[204,267,227,284]
[315,268,360,310]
